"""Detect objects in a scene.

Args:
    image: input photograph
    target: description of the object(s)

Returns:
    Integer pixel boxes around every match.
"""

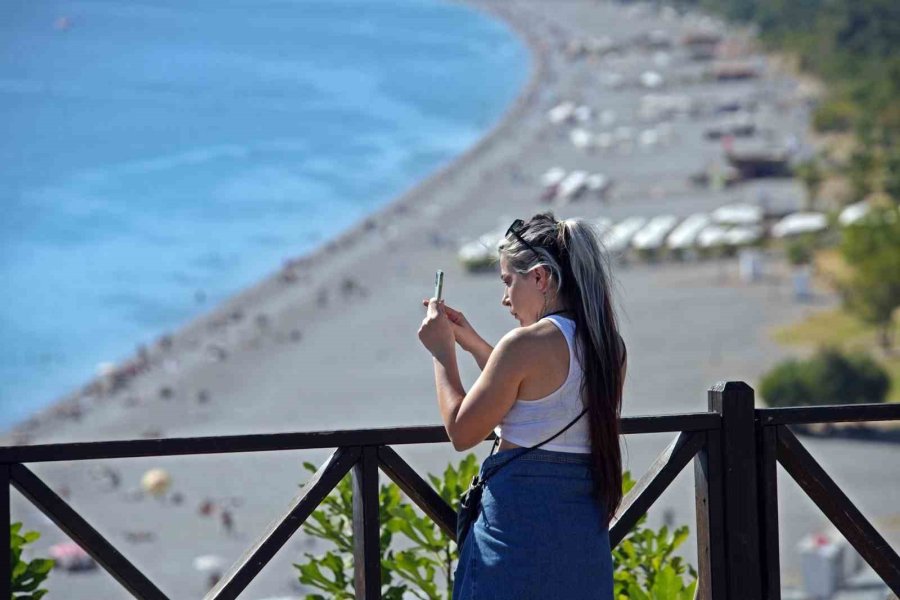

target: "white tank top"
[493,314,591,453]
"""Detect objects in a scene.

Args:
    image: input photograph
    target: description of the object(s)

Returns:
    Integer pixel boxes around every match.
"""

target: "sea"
[0,0,529,430]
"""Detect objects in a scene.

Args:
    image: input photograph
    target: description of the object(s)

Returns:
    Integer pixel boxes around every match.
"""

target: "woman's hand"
[421,298,481,352]
[417,298,455,361]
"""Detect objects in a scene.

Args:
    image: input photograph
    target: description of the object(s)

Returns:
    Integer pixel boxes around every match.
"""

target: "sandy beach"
[4,1,899,598]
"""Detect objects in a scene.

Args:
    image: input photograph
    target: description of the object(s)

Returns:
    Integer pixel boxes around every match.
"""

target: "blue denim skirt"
[453,449,614,600]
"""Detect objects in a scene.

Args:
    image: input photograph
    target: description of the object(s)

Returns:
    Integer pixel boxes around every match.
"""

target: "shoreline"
[1,0,548,438]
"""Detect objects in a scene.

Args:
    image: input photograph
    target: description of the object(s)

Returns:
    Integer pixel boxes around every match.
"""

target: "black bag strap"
[480,407,588,485]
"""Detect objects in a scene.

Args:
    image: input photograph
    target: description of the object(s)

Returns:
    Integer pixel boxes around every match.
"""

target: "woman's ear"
[533,266,550,292]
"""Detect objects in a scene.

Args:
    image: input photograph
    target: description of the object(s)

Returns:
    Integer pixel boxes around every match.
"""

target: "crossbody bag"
[456,407,588,545]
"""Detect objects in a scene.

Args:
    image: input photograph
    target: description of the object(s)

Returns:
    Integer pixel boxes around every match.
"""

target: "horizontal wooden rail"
[0,426,449,464]
[758,403,900,425]
[0,413,720,464]
[622,412,720,435]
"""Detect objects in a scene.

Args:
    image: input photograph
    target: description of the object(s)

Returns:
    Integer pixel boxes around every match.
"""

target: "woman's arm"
[467,337,494,371]
[418,300,529,451]
[431,331,529,451]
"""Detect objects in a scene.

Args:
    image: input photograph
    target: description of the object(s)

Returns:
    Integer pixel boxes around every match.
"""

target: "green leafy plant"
[612,472,697,600]
[294,456,696,599]
[10,522,54,600]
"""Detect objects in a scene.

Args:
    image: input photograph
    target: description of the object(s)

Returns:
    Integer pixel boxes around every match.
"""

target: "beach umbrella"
[640,70,664,89]
[569,128,593,150]
[49,541,95,571]
[573,105,592,123]
[193,554,227,573]
[639,129,660,147]
[540,167,566,188]
[141,468,171,497]
[547,101,575,124]
[586,174,611,195]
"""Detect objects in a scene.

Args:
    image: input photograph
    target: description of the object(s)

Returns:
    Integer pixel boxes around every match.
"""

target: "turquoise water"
[0,0,528,429]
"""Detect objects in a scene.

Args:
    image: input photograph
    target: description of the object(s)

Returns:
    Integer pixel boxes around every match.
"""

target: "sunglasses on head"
[505,218,541,259]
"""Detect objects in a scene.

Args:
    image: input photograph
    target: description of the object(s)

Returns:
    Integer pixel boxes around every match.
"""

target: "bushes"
[760,348,890,407]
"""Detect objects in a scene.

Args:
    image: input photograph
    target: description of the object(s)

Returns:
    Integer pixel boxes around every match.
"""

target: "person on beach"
[417,212,624,599]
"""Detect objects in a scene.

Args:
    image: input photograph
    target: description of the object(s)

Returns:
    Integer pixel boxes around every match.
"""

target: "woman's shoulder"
[498,321,565,355]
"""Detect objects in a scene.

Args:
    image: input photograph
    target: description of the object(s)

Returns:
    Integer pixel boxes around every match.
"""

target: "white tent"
[771,212,828,238]
[557,170,589,202]
[723,225,763,246]
[697,225,729,248]
[603,217,647,253]
[838,201,870,226]
[632,215,679,250]
[667,213,711,249]
[712,203,763,225]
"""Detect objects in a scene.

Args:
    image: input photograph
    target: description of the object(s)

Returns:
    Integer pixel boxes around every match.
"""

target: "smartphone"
[434,269,444,302]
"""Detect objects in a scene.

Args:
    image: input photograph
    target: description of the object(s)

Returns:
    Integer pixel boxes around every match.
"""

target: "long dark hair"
[499,212,626,522]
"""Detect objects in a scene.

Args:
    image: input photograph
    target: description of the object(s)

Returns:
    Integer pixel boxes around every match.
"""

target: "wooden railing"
[2,381,899,599]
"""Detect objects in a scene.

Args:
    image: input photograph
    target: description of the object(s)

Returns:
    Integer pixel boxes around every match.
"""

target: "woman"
[417,212,626,599]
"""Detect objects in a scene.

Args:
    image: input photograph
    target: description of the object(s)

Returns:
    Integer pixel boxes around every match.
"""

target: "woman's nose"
[501,293,510,307]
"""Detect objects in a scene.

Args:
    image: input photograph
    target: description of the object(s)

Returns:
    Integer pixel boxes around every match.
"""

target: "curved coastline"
[2,0,547,436]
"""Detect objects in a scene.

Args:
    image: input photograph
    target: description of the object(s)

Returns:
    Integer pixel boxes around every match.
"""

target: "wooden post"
[694,427,727,599]
[710,381,763,600]
[758,425,781,600]
[1,464,10,600]
[353,447,381,599]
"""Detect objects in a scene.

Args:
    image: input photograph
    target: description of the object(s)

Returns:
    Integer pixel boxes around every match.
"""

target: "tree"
[840,207,900,350]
